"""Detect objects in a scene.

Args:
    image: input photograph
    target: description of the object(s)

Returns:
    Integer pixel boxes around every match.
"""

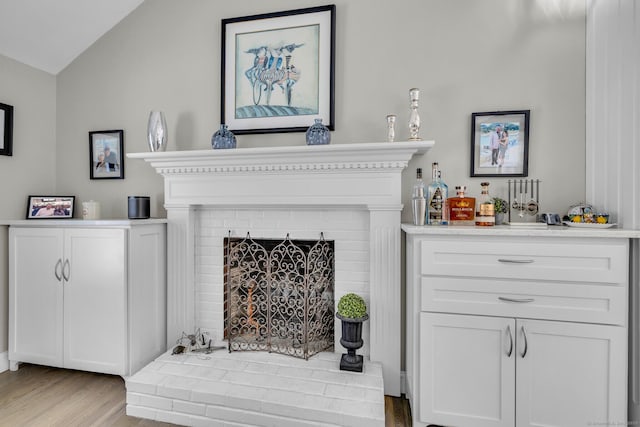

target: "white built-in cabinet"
[403,227,630,427]
[8,220,166,377]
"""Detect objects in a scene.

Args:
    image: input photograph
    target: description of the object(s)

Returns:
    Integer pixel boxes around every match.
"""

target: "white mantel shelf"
[128,140,433,397]
[127,141,434,174]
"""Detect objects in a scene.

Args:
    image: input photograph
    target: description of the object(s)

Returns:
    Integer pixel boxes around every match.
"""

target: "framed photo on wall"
[89,129,124,179]
[26,196,75,219]
[221,5,336,134]
[0,102,14,156]
[470,110,530,177]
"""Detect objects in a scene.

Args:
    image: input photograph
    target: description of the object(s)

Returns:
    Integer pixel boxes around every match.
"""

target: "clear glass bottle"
[427,162,448,225]
[411,168,427,225]
[447,185,476,226]
[475,182,495,226]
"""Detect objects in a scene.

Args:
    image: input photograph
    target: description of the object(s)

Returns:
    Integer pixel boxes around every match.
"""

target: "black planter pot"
[336,312,369,372]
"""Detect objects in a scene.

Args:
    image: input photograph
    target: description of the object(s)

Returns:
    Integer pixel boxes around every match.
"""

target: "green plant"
[492,197,508,214]
[337,293,367,319]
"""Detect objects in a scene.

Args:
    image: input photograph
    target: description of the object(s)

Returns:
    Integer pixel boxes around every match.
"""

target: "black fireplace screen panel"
[224,234,334,359]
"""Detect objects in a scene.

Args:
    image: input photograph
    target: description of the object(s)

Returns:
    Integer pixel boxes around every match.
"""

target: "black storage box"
[128,196,150,219]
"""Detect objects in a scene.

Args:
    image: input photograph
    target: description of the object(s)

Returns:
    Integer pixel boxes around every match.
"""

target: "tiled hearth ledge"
[127,350,384,426]
[128,140,433,400]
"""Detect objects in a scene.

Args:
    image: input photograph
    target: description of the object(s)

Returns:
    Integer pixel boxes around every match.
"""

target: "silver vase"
[147,111,167,152]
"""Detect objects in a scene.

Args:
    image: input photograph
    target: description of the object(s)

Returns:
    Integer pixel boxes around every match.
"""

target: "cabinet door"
[63,228,126,375]
[516,319,627,427]
[9,227,64,368]
[420,312,516,427]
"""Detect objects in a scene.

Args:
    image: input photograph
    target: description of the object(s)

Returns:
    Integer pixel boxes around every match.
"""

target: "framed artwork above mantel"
[221,5,336,135]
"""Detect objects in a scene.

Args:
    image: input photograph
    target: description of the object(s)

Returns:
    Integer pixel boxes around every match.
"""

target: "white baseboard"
[0,351,8,373]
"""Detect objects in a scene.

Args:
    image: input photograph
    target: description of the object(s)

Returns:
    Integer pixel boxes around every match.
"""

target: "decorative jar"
[305,118,331,145]
[212,124,237,149]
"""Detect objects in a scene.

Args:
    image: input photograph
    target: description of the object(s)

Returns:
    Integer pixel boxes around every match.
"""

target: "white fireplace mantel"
[128,140,433,396]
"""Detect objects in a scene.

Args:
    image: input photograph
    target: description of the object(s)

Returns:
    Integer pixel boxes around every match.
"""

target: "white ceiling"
[0,0,144,75]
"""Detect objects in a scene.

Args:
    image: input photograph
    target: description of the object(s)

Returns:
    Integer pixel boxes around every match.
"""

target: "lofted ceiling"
[0,0,144,75]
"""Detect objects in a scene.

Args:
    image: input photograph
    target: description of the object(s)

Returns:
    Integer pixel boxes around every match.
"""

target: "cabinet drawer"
[420,236,628,284]
[421,276,627,325]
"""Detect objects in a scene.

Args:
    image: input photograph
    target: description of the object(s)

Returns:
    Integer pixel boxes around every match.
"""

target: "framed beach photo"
[470,110,530,177]
[26,196,75,219]
[89,129,124,180]
[221,5,336,134]
[0,102,14,156]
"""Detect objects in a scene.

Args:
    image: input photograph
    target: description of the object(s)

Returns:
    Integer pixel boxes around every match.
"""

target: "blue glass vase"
[212,124,237,149]
[305,119,331,145]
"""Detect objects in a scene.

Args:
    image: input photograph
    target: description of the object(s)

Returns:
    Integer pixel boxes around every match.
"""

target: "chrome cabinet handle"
[505,325,513,357]
[520,326,528,358]
[498,296,535,303]
[54,259,62,281]
[62,259,70,282]
[498,259,534,264]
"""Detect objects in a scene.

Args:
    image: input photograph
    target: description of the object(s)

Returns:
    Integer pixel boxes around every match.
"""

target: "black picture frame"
[221,5,336,135]
[0,102,14,156]
[89,129,124,180]
[470,110,530,177]
[26,196,75,219]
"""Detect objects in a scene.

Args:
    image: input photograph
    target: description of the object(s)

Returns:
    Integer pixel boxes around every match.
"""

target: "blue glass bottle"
[306,119,331,145]
[212,124,237,149]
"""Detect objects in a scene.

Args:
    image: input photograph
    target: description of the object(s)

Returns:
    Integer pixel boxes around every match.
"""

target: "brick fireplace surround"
[126,141,432,425]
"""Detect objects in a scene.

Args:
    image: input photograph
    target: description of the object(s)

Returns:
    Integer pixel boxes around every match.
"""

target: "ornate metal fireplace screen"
[224,233,335,359]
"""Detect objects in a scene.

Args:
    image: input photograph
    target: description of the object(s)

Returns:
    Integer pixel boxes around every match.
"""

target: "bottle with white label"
[427,162,448,225]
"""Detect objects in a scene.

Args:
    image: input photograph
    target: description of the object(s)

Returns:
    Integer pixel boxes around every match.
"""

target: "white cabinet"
[420,313,515,427]
[515,319,626,427]
[8,221,166,377]
[404,231,629,427]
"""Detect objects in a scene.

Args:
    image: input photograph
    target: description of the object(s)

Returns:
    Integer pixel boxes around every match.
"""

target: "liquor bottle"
[411,168,427,225]
[475,182,495,226]
[427,162,448,225]
[447,185,476,226]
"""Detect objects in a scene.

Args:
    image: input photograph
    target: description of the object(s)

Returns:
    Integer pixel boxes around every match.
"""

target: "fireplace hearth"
[224,233,334,359]
[128,140,433,396]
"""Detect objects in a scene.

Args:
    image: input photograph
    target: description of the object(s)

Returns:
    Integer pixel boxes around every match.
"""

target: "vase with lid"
[211,124,237,149]
[147,111,168,152]
[305,118,331,145]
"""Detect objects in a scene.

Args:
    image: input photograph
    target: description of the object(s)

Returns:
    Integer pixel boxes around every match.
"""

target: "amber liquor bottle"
[475,182,495,226]
[447,186,476,226]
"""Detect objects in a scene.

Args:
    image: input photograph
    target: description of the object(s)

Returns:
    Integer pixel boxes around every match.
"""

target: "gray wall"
[0,54,57,353]
[56,0,586,219]
[0,0,586,362]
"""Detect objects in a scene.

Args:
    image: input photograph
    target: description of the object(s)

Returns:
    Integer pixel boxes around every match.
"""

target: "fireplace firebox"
[224,233,335,359]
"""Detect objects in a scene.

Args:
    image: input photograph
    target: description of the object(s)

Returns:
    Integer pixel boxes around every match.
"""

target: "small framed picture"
[470,110,530,177]
[0,102,14,156]
[26,196,75,219]
[89,129,124,179]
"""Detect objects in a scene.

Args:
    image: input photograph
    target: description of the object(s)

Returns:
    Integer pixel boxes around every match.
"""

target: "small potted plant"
[492,197,508,225]
[336,293,369,372]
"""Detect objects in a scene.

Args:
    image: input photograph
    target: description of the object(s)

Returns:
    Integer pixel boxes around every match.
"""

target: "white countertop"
[0,218,167,227]
[402,223,640,239]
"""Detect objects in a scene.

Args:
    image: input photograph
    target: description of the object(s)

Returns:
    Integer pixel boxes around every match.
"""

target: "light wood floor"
[0,364,412,426]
